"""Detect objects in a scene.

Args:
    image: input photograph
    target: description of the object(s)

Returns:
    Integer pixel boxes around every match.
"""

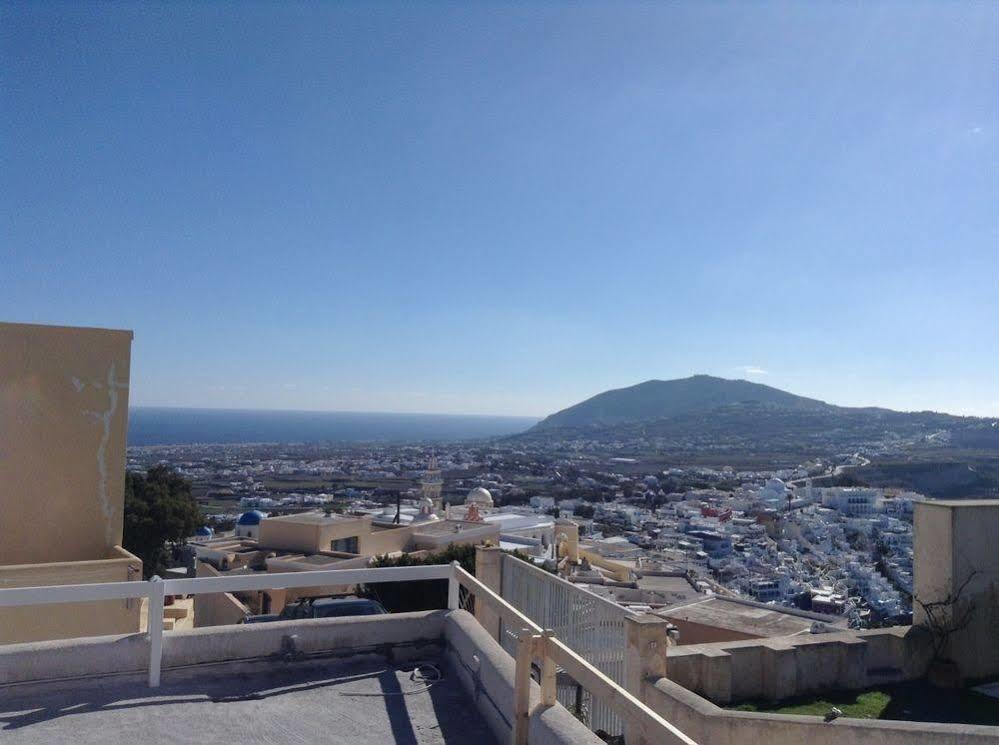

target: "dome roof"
[412,496,439,524]
[237,510,266,526]
[195,526,214,537]
[466,487,493,506]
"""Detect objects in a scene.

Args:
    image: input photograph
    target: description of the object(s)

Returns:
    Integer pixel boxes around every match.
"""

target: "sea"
[128,407,538,446]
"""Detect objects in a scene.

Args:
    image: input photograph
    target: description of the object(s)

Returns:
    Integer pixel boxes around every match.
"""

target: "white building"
[821,488,880,517]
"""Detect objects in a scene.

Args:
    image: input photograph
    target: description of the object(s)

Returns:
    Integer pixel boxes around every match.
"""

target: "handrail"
[0,563,456,688]
[452,564,542,635]
[454,563,698,745]
[500,552,639,618]
[547,635,695,745]
[0,564,453,607]
[163,564,453,595]
[0,580,151,606]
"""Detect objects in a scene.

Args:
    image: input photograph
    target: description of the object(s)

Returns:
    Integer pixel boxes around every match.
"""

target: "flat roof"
[635,575,701,607]
[0,320,133,338]
[283,554,352,566]
[917,499,999,508]
[411,520,496,536]
[266,511,367,525]
[0,656,497,745]
[659,596,844,637]
[483,514,552,530]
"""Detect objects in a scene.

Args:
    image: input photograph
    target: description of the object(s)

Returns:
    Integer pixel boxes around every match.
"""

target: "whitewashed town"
[131,441,918,633]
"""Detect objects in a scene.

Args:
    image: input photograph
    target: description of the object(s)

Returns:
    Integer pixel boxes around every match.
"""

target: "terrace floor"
[0,655,498,745]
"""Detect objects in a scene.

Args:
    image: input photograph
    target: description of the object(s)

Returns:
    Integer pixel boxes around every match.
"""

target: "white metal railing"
[0,564,454,687]
[500,554,635,735]
[454,565,697,745]
[0,562,697,745]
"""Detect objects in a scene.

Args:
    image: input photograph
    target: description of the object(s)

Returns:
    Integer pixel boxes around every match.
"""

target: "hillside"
[534,375,835,430]
[521,375,998,459]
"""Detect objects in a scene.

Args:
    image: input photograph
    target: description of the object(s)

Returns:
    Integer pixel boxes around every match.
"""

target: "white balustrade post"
[147,575,165,688]
[448,561,461,610]
[540,629,557,707]
[512,628,535,745]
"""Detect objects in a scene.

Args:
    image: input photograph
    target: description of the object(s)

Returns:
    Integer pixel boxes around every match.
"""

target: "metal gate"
[499,555,634,737]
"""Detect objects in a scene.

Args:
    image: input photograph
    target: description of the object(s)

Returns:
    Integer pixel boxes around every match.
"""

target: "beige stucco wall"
[666,618,761,646]
[411,523,499,551]
[315,516,371,551]
[358,525,416,556]
[554,519,580,562]
[578,550,632,582]
[257,519,322,553]
[0,321,133,565]
[192,562,251,627]
[266,553,372,604]
[914,500,999,680]
[258,514,497,558]
[258,515,373,554]
[0,546,142,643]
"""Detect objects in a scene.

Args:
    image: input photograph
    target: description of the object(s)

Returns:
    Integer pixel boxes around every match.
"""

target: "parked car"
[243,597,387,623]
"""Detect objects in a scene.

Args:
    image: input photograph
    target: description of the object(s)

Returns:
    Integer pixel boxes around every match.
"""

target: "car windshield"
[278,600,384,619]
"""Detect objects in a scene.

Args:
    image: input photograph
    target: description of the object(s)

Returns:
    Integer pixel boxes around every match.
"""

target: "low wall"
[266,553,372,602]
[0,546,142,644]
[193,562,251,627]
[667,617,760,645]
[193,586,250,628]
[0,610,447,687]
[165,610,445,670]
[443,609,602,745]
[647,677,999,745]
[358,524,416,556]
[579,549,631,582]
[666,625,933,704]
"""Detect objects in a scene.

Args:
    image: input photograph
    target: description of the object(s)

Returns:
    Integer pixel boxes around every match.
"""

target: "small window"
[331,536,359,553]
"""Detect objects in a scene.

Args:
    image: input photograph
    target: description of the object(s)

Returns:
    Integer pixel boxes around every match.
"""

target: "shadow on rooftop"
[0,656,497,744]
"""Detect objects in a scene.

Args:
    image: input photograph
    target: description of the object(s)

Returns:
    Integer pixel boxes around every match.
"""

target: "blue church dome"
[195,526,214,537]
[237,510,266,526]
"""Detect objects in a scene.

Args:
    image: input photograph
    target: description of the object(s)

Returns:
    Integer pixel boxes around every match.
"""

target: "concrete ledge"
[667,625,933,704]
[0,631,149,686]
[650,675,999,745]
[443,609,603,745]
[0,610,446,688]
[164,609,445,669]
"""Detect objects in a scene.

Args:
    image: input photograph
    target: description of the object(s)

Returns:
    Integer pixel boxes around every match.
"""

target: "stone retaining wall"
[666,625,932,704]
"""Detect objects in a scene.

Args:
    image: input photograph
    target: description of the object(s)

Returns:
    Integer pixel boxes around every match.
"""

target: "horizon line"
[129,404,543,420]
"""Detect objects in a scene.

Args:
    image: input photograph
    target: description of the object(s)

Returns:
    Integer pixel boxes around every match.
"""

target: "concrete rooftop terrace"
[0,655,496,745]
[0,607,604,745]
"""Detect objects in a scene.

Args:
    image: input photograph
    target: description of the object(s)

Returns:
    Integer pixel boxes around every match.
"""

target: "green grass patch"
[728,681,999,726]
[732,690,890,719]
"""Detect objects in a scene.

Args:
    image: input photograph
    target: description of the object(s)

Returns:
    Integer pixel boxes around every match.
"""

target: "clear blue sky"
[3,2,997,417]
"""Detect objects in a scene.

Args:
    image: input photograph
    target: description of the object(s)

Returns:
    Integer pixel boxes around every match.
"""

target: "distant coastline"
[128,406,538,446]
